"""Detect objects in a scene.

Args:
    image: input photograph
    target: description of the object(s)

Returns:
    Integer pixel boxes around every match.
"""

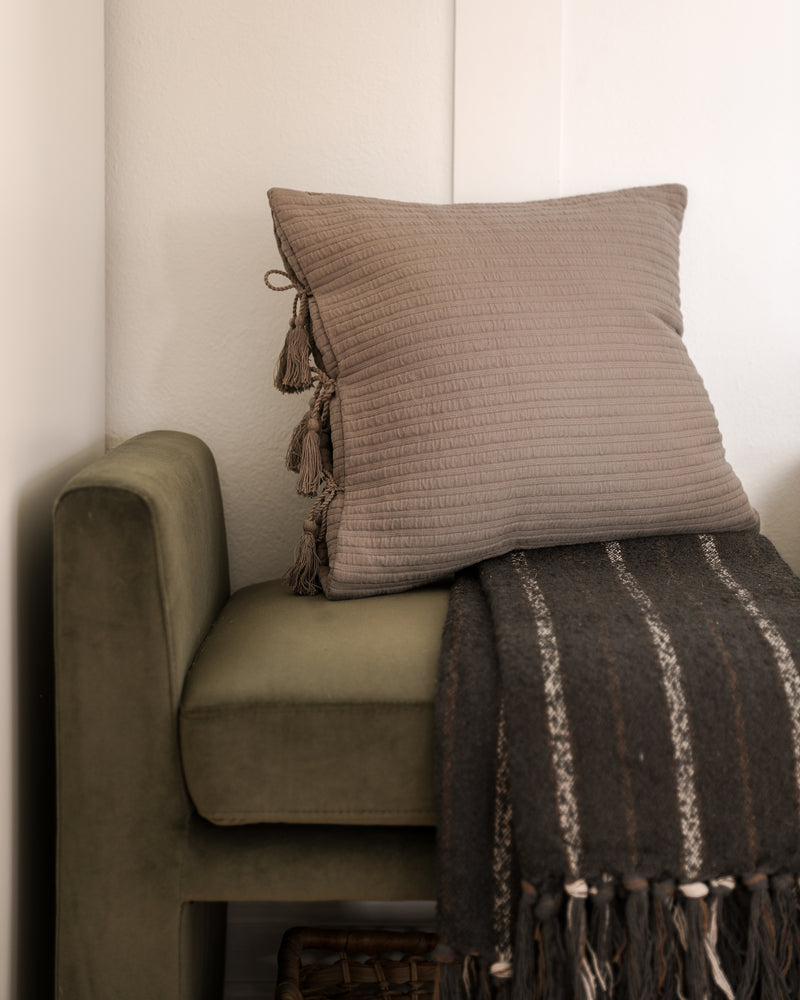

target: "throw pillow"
[266,184,758,599]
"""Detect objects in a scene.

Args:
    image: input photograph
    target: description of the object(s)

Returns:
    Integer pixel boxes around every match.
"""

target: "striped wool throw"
[435,531,800,1000]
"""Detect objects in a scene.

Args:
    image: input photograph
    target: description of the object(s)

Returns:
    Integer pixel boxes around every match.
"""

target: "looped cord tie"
[264,268,311,294]
[679,881,710,899]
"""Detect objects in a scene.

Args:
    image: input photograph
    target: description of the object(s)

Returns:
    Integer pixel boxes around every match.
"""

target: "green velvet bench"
[53,429,449,1000]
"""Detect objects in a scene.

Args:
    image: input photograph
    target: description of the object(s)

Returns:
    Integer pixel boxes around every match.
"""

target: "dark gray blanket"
[436,531,800,1000]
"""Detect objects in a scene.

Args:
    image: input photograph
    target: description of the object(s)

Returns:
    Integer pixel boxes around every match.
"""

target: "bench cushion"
[179,579,450,825]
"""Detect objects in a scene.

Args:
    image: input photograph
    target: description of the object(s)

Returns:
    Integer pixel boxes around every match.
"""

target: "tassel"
[461,955,481,1000]
[706,878,736,1000]
[512,882,536,1000]
[535,889,565,1000]
[273,293,313,393]
[286,370,336,480]
[477,965,491,1000]
[284,517,320,595]
[652,880,678,1000]
[491,968,512,1000]
[738,871,786,1000]
[771,873,799,997]
[589,875,616,999]
[566,879,597,1000]
[435,947,463,1000]
[679,883,710,1000]
[296,415,323,496]
[285,410,310,473]
[622,875,653,1000]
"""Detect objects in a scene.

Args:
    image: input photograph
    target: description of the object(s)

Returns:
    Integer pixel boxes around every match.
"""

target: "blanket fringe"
[444,871,800,1000]
[772,873,800,996]
[589,874,617,999]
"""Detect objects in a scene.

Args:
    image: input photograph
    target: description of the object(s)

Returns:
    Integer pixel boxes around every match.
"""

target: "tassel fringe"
[284,472,338,595]
[285,411,310,474]
[442,871,800,1000]
[265,265,339,594]
[296,415,323,496]
[284,517,321,596]
[266,270,315,393]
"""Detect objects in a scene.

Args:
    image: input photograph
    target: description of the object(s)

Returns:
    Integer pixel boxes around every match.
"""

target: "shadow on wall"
[758,462,800,575]
[13,444,102,1000]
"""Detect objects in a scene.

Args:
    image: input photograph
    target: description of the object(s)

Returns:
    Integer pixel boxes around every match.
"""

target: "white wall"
[1,1,105,997]
[559,0,800,571]
[106,0,455,591]
[106,0,799,597]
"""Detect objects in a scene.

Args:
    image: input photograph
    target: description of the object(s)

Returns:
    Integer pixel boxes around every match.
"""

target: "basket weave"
[275,928,441,1000]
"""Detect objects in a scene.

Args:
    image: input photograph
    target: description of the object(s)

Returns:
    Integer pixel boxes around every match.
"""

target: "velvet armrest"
[54,430,230,711]
[53,431,231,998]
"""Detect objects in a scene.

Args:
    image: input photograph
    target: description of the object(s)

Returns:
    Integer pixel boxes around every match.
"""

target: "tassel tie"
[288,368,337,496]
[284,471,337,596]
[265,268,315,393]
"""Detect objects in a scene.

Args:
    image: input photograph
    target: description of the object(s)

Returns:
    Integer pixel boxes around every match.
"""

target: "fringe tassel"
[512,883,535,1000]
[705,878,736,1000]
[771,873,800,997]
[566,879,596,1000]
[651,879,677,1000]
[535,889,565,1000]
[589,874,616,999]
[439,871,800,1000]
[622,875,653,1000]
[434,944,463,1000]
[491,971,512,1000]
[679,883,710,1000]
[462,955,482,1000]
[738,871,786,1000]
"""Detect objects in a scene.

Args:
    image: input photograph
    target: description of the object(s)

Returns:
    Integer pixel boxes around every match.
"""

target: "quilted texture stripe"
[269,185,758,598]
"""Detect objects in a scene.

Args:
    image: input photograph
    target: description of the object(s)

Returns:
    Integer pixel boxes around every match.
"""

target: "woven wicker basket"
[275,928,441,1000]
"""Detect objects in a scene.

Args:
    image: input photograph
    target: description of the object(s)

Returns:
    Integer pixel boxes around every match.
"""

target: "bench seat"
[180,579,449,825]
